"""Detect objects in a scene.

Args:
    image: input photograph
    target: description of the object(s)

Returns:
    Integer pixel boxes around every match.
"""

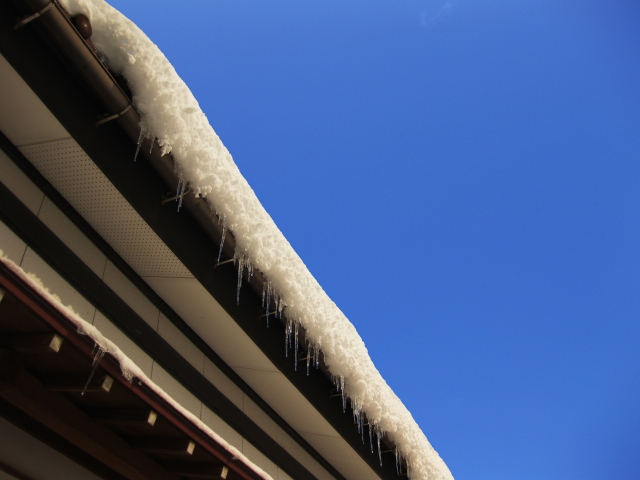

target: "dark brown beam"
[163,463,228,479]
[89,408,158,427]
[0,261,261,480]
[0,349,175,480]
[129,437,196,455]
[46,373,114,394]
[0,459,36,480]
[0,333,63,353]
[0,398,128,480]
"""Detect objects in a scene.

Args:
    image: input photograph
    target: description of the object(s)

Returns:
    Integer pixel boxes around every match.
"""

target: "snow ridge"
[59,1,452,478]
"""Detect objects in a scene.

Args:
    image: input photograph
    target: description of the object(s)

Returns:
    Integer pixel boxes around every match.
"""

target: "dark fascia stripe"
[0,131,346,480]
[0,4,401,478]
[0,181,317,480]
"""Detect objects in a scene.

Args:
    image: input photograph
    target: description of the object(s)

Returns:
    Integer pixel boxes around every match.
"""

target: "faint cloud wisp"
[420,1,455,28]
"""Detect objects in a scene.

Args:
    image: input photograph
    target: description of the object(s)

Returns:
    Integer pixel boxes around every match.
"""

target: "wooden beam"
[0,459,36,480]
[0,333,63,353]
[163,462,228,479]
[129,437,196,455]
[0,349,175,480]
[89,408,158,426]
[45,374,114,394]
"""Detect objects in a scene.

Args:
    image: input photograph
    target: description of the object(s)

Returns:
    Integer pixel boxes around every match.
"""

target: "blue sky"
[109,1,640,478]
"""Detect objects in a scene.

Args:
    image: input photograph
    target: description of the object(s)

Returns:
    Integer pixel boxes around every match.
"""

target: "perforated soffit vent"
[20,139,193,279]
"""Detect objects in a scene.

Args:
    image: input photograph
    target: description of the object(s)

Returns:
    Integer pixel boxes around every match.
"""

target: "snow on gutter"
[0,253,272,480]
[55,1,452,478]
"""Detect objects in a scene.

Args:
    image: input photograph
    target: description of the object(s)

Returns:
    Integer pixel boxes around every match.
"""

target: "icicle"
[369,423,374,453]
[247,262,254,281]
[395,446,399,475]
[285,317,292,357]
[235,253,246,305]
[353,406,358,429]
[377,429,382,467]
[340,375,346,413]
[352,399,357,425]
[314,344,320,368]
[149,137,154,154]
[133,128,144,162]
[177,180,186,212]
[81,344,106,396]
[217,218,226,265]
[361,414,365,444]
[306,346,311,376]
[294,322,299,371]
[175,178,182,199]
[266,280,271,327]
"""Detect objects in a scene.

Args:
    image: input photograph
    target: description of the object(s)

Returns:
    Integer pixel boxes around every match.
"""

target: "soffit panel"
[19,138,192,278]
[301,432,383,480]
[0,54,69,147]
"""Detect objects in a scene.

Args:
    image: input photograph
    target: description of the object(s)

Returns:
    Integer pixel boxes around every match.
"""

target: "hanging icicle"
[369,423,374,453]
[285,317,293,357]
[377,429,382,467]
[177,179,186,212]
[81,344,106,396]
[294,322,299,371]
[340,375,346,413]
[133,128,144,162]
[265,280,272,327]
[233,251,254,305]
[217,217,226,265]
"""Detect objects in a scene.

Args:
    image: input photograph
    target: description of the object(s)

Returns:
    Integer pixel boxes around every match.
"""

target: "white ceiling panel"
[20,139,192,278]
[143,276,278,372]
[301,432,382,480]
[0,54,69,147]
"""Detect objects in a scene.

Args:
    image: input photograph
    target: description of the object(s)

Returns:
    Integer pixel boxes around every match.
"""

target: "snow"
[55,1,452,478]
[0,253,273,480]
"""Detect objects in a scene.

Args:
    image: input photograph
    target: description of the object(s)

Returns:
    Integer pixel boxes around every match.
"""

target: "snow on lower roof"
[57,1,452,478]
[0,254,272,480]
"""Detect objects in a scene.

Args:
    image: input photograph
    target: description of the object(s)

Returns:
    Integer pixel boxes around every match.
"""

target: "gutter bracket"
[95,104,132,128]
[13,2,54,30]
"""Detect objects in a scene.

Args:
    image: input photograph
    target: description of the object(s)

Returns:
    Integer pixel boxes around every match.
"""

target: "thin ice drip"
[81,344,106,396]
[217,218,226,265]
[294,323,299,371]
[133,128,144,162]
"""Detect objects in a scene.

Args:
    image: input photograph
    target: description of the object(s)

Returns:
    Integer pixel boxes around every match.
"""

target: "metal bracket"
[95,104,132,127]
[214,258,235,269]
[13,2,53,30]
[160,189,191,206]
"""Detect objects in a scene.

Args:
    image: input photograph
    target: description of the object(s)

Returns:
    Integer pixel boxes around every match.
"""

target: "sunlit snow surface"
[59,1,452,478]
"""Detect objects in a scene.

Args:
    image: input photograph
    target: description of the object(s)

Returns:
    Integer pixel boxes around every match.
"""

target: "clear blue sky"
[109,1,640,478]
